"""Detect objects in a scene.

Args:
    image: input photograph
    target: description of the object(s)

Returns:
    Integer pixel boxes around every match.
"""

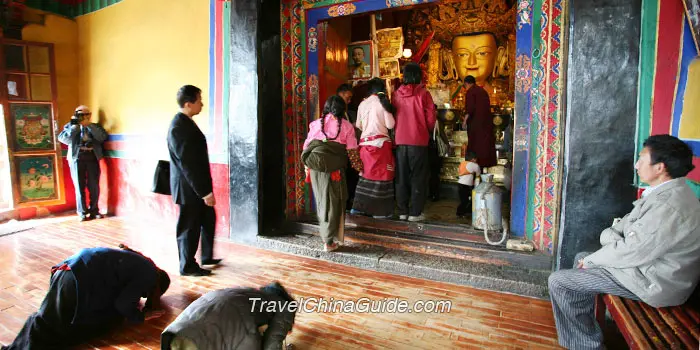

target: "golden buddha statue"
[452,33,505,101]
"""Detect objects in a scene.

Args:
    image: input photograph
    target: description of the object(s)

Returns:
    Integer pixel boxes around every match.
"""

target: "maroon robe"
[463,85,497,168]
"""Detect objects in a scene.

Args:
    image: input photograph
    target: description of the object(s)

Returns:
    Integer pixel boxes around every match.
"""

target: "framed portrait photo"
[347,41,373,81]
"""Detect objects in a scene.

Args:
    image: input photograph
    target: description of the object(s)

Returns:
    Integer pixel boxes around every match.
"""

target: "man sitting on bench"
[548,134,700,349]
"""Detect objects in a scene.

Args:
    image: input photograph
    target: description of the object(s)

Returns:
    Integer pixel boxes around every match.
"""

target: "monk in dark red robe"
[462,75,497,168]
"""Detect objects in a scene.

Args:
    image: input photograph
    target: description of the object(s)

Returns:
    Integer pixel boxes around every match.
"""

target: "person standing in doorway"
[167,85,221,277]
[337,83,360,210]
[462,75,497,169]
[392,62,436,222]
[58,105,108,222]
[352,77,396,218]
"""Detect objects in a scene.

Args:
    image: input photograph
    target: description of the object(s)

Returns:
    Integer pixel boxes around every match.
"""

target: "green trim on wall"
[24,0,72,17]
[25,0,122,18]
[635,0,659,187]
[525,0,544,241]
[687,180,700,198]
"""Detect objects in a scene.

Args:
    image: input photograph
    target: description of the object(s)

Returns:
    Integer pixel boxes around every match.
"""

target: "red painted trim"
[651,0,684,136]
[214,0,224,153]
[689,158,700,182]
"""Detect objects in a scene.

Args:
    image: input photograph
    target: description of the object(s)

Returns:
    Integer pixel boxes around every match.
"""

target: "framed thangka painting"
[14,155,59,203]
[10,103,54,151]
[1,39,65,208]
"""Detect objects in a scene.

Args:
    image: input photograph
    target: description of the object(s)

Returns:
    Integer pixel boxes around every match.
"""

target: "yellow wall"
[75,0,210,135]
[22,13,79,127]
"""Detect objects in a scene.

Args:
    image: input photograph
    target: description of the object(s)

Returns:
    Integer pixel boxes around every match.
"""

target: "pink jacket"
[391,84,436,146]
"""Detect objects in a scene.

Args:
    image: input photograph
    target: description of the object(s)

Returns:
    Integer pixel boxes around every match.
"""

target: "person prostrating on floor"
[168,85,222,276]
[1,246,170,350]
[161,281,296,350]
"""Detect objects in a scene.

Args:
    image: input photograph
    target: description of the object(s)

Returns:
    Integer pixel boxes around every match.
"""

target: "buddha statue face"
[452,33,501,85]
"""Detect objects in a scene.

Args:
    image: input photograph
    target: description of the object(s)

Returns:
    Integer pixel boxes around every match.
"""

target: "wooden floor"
[0,216,561,349]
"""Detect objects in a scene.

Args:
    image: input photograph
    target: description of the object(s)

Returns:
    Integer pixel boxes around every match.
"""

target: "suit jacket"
[167,113,213,205]
[57,122,108,162]
[582,178,700,307]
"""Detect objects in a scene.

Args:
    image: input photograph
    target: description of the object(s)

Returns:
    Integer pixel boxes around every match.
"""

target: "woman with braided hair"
[351,78,396,218]
[302,96,363,252]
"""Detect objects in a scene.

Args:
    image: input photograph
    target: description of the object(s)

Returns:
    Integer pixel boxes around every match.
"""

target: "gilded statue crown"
[426,0,515,43]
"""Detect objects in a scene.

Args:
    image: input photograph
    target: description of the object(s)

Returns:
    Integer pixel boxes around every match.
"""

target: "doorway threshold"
[253,231,551,299]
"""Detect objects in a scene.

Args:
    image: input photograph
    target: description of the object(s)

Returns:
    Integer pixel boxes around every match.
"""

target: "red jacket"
[391,84,436,146]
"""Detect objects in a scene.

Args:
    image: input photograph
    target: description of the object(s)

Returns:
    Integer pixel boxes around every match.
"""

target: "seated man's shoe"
[181,267,211,276]
[408,214,426,222]
[324,242,339,252]
[201,258,222,265]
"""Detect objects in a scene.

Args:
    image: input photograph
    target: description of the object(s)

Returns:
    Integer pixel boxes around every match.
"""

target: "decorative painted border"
[281,0,568,254]
[636,0,700,197]
[24,0,122,18]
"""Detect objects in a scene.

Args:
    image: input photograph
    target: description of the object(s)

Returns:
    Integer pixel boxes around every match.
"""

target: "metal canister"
[472,174,504,231]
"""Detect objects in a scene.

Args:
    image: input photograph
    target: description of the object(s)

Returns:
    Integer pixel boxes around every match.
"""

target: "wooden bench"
[595,294,700,349]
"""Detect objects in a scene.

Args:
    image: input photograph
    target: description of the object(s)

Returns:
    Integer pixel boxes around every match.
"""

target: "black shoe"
[201,259,222,266]
[79,214,90,222]
[181,267,211,276]
[91,213,104,219]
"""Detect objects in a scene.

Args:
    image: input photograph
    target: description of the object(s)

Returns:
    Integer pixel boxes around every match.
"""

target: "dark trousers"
[346,166,359,209]
[428,145,443,200]
[395,145,429,216]
[69,152,101,215]
[457,184,473,216]
[176,201,216,273]
[2,270,117,350]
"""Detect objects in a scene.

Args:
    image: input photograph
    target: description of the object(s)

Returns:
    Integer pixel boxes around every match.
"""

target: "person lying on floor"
[548,134,700,350]
[1,245,171,350]
[161,281,296,350]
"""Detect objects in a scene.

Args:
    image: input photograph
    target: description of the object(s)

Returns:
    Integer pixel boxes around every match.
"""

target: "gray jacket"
[161,288,295,350]
[57,123,108,161]
[583,178,700,307]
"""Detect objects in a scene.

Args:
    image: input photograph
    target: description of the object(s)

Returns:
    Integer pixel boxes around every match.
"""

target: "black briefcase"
[152,160,171,195]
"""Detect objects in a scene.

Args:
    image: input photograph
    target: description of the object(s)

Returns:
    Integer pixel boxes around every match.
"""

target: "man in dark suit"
[167,85,221,276]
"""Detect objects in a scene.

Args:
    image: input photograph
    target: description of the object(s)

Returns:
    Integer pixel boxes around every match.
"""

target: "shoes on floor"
[372,215,391,219]
[324,242,339,252]
[408,214,426,222]
[399,215,408,220]
[92,213,104,219]
[78,214,90,222]
[181,267,211,276]
[201,259,222,265]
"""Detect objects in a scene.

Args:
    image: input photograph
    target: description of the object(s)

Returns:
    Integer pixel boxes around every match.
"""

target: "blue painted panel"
[672,19,700,156]
[510,1,534,238]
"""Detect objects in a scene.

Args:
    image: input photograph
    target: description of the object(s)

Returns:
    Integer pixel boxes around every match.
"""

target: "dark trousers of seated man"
[548,252,639,350]
[2,270,119,350]
[176,200,216,273]
[69,150,101,217]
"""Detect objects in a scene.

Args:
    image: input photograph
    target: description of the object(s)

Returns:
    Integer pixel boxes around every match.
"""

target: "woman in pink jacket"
[391,63,436,222]
[351,78,396,218]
